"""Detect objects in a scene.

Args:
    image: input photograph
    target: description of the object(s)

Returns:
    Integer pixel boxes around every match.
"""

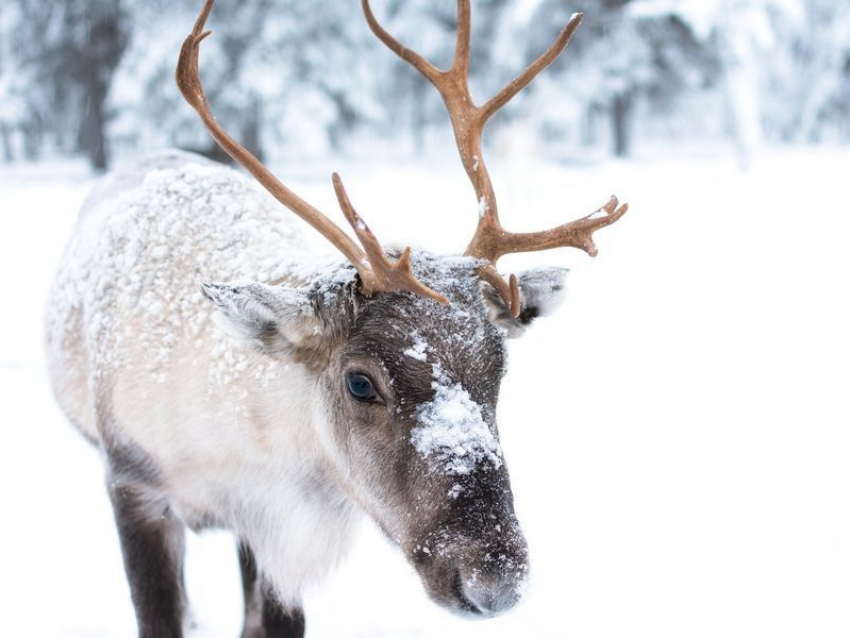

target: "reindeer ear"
[199,281,324,355]
[484,267,568,337]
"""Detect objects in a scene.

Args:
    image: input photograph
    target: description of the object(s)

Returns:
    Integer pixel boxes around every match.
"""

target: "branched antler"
[364,0,628,317]
[176,0,447,304]
[331,174,448,302]
[178,0,627,316]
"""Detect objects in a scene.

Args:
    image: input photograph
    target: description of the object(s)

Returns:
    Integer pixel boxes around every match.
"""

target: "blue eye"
[347,372,379,402]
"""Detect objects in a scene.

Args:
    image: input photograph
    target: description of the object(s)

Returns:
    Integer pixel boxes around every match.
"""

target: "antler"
[176,0,447,305]
[363,0,628,317]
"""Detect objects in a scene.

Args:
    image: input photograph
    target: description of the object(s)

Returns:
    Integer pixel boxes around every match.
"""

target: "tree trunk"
[717,0,762,168]
[241,98,264,162]
[327,90,357,152]
[612,92,633,158]
[0,124,13,162]
[22,119,43,161]
[412,79,428,152]
[581,106,598,147]
[80,76,109,171]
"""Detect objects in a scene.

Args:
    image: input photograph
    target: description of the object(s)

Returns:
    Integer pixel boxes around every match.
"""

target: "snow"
[448,484,464,500]
[478,196,488,218]
[403,332,429,361]
[2,147,850,637]
[411,366,503,475]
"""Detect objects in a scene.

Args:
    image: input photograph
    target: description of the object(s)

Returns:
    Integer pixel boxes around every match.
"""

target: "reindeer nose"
[412,512,529,617]
[458,564,527,617]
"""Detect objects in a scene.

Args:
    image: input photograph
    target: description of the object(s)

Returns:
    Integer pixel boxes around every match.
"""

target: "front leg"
[238,541,305,638]
[108,480,187,638]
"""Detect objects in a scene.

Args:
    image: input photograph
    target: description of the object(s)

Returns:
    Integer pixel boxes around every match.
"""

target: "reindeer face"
[201,253,568,617]
[325,258,524,617]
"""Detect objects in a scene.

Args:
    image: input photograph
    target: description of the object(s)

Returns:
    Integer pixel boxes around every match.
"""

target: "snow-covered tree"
[0,0,847,167]
[32,0,130,168]
[0,2,29,161]
[110,0,389,161]
[521,0,719,157]
[766,0,850,142]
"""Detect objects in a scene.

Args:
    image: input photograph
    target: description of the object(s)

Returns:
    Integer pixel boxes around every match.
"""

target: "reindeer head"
[178,0,627,618]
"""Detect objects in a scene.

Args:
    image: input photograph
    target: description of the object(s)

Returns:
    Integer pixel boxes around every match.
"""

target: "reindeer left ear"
[483,267,568,337]
[199,281,324,355]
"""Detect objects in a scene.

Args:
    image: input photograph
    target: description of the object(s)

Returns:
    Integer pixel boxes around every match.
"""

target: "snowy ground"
[1,147,849,637]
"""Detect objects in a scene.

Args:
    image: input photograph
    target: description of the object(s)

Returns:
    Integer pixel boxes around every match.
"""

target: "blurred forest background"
[2,3,850,636]
[0,0,848,170]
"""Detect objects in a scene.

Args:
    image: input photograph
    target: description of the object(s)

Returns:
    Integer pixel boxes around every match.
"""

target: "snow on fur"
[411,366,503,475]
[403,332,429,361]
[45,151,355,391]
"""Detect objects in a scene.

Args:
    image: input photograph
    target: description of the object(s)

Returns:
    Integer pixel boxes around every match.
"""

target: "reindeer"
[44,1,627,636]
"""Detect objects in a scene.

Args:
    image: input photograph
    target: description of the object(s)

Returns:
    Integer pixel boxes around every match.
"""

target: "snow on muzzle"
[408,515,529,618]
[405,369,528,616]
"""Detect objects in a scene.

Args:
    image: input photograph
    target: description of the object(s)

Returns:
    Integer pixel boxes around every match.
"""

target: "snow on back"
[410,367,503,475]
[46,153,355,392]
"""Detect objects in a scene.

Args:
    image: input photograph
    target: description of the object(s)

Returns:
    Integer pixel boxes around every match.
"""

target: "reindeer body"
[47,150,555,636]
[47,150,360,625]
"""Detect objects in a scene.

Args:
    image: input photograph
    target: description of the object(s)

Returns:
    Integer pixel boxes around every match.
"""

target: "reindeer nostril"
[457,568,524,617]
[452,569,483,615]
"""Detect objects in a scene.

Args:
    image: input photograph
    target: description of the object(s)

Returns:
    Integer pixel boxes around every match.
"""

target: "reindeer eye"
[346,372,379,403]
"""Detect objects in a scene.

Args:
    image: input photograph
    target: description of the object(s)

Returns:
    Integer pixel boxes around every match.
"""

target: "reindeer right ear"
[483,267,569,337]
[199,281,324,355]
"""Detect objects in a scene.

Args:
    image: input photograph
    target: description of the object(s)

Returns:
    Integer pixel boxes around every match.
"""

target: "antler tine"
[177,0,445,304]
[479,13,583,121]
[332,174,448,304]
[470,196,630,264]
[363,0,493,208]
[452,0,472,80]
[503,197,629,258]
[478,266,521,318]
[470,194,628,315]
[361,0,442,84]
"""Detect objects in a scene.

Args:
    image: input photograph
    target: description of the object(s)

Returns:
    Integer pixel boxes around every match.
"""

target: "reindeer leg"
[107,464,187,638]
[238,541,306,638]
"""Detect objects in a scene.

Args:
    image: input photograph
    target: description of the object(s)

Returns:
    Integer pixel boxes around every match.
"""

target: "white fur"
[519,267,569,317]
[484,267,569,337]
[45,150,360,606]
